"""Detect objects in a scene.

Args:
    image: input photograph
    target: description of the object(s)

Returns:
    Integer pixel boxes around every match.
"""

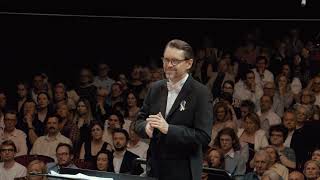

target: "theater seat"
[15,154,54,167]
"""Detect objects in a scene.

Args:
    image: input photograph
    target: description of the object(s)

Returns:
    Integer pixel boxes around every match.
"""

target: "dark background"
[1,2,320,100]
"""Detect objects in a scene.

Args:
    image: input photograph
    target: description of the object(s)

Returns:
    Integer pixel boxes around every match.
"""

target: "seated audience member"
[261,169,282,180]
[56,102,76,139]
[269,124,296,169]
[36,92,53,125]
[288,171,305,180]
[207,147,225,169]
[112,128,143,175]
[213,127,246,177]
[30,115,72,162]
[53,82,78,111]
[243,150,273,180]
[0,140,27,180]
[303,160,320,180]
[15,81,30,114]
[93,63,115,92]
[95,87,112,123]
[0,111,28,156]
[263,145,289,180]
[26,160,47,180]
[237,112,269,172]
[102,111,124,146]
[127,122,148,159]
[96,150,113,172]
[17,99,45,152]
[47,143,77,174]
[312,149,320,162]
[71,98,94,155]
[123,91,141,131]
[257,95,281,132]
[261,81,285,117]
[238,100,256,128]
[79,121,112,164]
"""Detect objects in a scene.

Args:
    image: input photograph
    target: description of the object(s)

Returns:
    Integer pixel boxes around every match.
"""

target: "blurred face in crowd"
[150,70,163,82]
[256,59,267,73]
[301,90,313,105]
[270,131,284,146]
[131,66,142,80]
[288,171,305,180]
[57,104,69,119]
[17,84,28,99]
[47,117,59,135]
[54,87,65,102]
[111,84,122,97]
[91,124,103,141]
[33,75,44,90]
[96,88,108,104]
[219,134,233,152]
[240,106,250,118]
[79,69,92,85]
[98,63,109,78]
[245,72,255,86]
[0,93,7,110]
[278,75,288,88]
[129,126,140,143]
[217,59,228,72]
[263,82,275,97]
[97,152,109,171]
[108,115,121,129]
[4,113,17,132]
[208,150,222,168]
[56,145,73,167]
[312,150,320,161]
[296,106,308,123]
[254,153,270,176]
[24,101,37,115]
[312,77,320,93]
[0,144,16,162]
[222,82,234,94]
[265,147,277,164]
[304,161,320,179]
[37,93,49,109]
[127,93,137,107]
[283,112,297,131]
[77,101,88,116]
[163,47,193,83]
[281,65,290,77]
[113,132,127,152]
[27,161,46,180]
[260,96,272,112]
[216,107,226,121]
[244,116,258,133]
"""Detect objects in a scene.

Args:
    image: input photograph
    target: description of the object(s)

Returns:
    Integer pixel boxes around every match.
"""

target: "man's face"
[108,115,121,129]
[270,131,284,146]
[0,93,7,109]
[17,84,28,98]
[57,104,69,119]
[312,77,320,93]
[256,59,267,72]
[163,47,193,83]
[260,96,272,112]
[79,69,91,84]
[113,132,127,152]
[33,76,44,90]
[219,134,233,152]
[283,113,297,131]
[254,154,269,176]
[4,113,17,132]
[98,64,109,77]
[131,66,142,80]
[0,145,16,162]
[54,87,65,101]
[245,73,255,85]
[56,146,73,167]
[296,107,307,123]
[47,117,59,134]
[24,102,36,115]
[263,83,275,97]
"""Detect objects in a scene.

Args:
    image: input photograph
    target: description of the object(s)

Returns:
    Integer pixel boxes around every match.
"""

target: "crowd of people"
[0,27,320,180]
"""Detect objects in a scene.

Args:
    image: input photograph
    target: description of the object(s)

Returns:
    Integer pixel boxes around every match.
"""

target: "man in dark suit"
[134,39,214,180]
[112,128,143,175]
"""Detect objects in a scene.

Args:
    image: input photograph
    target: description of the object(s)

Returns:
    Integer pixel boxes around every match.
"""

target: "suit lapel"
[159,81,168,117]
[166,76,193,120]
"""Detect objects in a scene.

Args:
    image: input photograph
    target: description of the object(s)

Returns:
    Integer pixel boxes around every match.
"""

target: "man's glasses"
[0,148,15,152]
[161,57,188,66]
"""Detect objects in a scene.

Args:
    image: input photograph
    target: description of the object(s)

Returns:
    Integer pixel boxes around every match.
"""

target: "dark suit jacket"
[119,150,144,175]
[135,75,214,180]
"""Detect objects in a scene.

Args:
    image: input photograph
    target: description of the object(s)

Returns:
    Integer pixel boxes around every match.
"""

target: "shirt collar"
[225,149,235,158]
[45,132,61,141]
[4,128,18,137]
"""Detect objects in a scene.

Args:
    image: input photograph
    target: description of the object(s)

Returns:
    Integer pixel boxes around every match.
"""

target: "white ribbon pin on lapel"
[179,100,186,111]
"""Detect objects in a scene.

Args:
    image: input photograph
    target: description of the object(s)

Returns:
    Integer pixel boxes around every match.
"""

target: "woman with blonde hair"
[26,160,47,180]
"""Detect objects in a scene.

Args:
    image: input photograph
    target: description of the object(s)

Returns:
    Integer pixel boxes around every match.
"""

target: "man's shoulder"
[14,161,27,171]
[149,79,167,89]
[125,150,140,159]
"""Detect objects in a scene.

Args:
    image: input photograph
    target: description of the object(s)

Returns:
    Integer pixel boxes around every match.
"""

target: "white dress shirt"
[0,162,27,180]
[166,74,189,117]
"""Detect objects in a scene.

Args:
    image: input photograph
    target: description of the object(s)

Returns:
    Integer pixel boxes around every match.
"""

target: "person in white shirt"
[30,115,72,162]
[257,95,281,132]
[0,140,27,180]
[93,63,115,93]
[0,111,28,156]
[251,56,274,87]
[127,122,148,159]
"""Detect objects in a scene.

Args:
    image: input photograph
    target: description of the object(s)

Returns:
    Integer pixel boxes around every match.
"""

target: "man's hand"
[147,112,169,134]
